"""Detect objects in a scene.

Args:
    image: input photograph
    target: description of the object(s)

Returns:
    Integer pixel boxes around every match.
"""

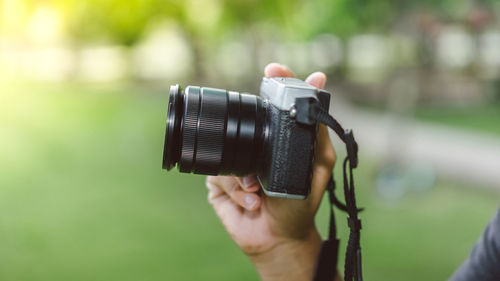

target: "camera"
[162,77,331,199]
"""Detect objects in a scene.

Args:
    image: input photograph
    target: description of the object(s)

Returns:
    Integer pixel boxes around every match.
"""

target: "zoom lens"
[162,85,267,176]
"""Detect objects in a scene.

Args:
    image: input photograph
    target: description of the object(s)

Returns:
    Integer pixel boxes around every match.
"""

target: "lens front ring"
[162,85,183,170]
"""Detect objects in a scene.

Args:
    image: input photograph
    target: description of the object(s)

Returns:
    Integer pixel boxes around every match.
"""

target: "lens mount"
[162,85,183,170]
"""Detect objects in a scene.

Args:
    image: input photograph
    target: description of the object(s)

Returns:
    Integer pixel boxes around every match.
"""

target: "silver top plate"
[259,77,319,111]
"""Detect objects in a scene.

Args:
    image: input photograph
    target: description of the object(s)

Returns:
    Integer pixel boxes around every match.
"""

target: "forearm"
[250,229,341,281]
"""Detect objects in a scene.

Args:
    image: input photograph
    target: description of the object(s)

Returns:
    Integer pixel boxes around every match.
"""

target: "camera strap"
[313,174,343,281]
[295,98,364,281]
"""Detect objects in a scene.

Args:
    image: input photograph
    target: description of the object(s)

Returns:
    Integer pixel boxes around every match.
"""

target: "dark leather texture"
[258,104,317,198]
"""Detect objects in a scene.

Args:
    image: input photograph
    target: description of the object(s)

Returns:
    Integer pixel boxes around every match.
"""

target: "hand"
[206,63,338,281]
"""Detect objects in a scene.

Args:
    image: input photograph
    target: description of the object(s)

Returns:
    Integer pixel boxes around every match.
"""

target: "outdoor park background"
[1,0,500,281]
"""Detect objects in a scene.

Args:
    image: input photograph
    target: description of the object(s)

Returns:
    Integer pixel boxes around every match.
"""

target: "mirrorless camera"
[162,77,330,199]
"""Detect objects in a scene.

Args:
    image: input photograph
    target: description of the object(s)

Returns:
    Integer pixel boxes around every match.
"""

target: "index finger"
[264,63,295,78]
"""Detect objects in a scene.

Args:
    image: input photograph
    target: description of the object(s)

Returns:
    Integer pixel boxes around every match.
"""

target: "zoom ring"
[194,88,228,174]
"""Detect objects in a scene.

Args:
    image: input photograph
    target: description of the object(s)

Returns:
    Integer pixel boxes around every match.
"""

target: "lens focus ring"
[179,86,200,172]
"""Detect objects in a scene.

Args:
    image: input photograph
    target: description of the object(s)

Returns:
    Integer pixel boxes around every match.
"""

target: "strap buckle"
[347,217,362,231]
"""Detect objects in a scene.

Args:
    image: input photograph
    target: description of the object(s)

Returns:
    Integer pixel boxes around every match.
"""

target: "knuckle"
[205,176,219,187]
[228,182,240,198]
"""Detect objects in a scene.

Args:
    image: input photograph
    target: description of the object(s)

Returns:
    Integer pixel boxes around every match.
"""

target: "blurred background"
[1,0,500,280]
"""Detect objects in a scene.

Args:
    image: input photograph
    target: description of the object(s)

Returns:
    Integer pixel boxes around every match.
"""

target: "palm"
[221,191,313,254]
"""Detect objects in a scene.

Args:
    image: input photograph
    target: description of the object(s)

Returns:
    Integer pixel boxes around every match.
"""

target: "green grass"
[415,102,500,136]
[0,81,498,281]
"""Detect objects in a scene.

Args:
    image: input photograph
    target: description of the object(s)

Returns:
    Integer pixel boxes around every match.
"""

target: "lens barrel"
[162,85,267,176]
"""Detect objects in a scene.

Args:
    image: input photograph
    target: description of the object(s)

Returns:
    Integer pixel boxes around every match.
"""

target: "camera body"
[257,77,330,199]
[162,77,330,199]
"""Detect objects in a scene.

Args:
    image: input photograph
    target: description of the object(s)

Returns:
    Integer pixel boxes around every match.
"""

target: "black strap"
[296,100,364,281]
[313,238,339,281]
[343,157,363,281]
[313,175,340,281]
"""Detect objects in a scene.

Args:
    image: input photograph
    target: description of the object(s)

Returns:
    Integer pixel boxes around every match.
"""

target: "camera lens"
[162,85,267,176]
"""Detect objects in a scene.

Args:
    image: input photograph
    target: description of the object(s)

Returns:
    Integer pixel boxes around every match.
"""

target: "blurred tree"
[51,0,403,44]
[20,0,499,45]
[36,0,498,81]
[55,0,181,45]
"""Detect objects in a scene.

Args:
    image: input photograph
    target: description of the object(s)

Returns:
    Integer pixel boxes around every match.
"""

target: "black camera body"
[163,77,330,199]
[257,78,331,199]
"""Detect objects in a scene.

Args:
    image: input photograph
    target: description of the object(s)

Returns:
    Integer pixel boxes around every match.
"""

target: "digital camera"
[162,77,331,199]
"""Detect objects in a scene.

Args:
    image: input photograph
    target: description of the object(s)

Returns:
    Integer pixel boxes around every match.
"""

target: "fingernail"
[244,195,257,209]
[242,175,257,188]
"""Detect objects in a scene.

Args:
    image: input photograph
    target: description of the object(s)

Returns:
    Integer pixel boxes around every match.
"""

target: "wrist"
[249,228,323,281]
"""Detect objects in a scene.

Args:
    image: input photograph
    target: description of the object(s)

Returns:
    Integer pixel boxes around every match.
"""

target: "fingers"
[206,176,261,212]
[264,63,295,78]
[305,72,327,89]
[309,124,336,208]
[235,175,260,192]
[315,125,336,170]
[265,64,326,91]
[206,176,245,231]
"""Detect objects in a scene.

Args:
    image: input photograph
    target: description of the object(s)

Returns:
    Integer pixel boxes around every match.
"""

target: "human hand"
[206,63,338,281]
